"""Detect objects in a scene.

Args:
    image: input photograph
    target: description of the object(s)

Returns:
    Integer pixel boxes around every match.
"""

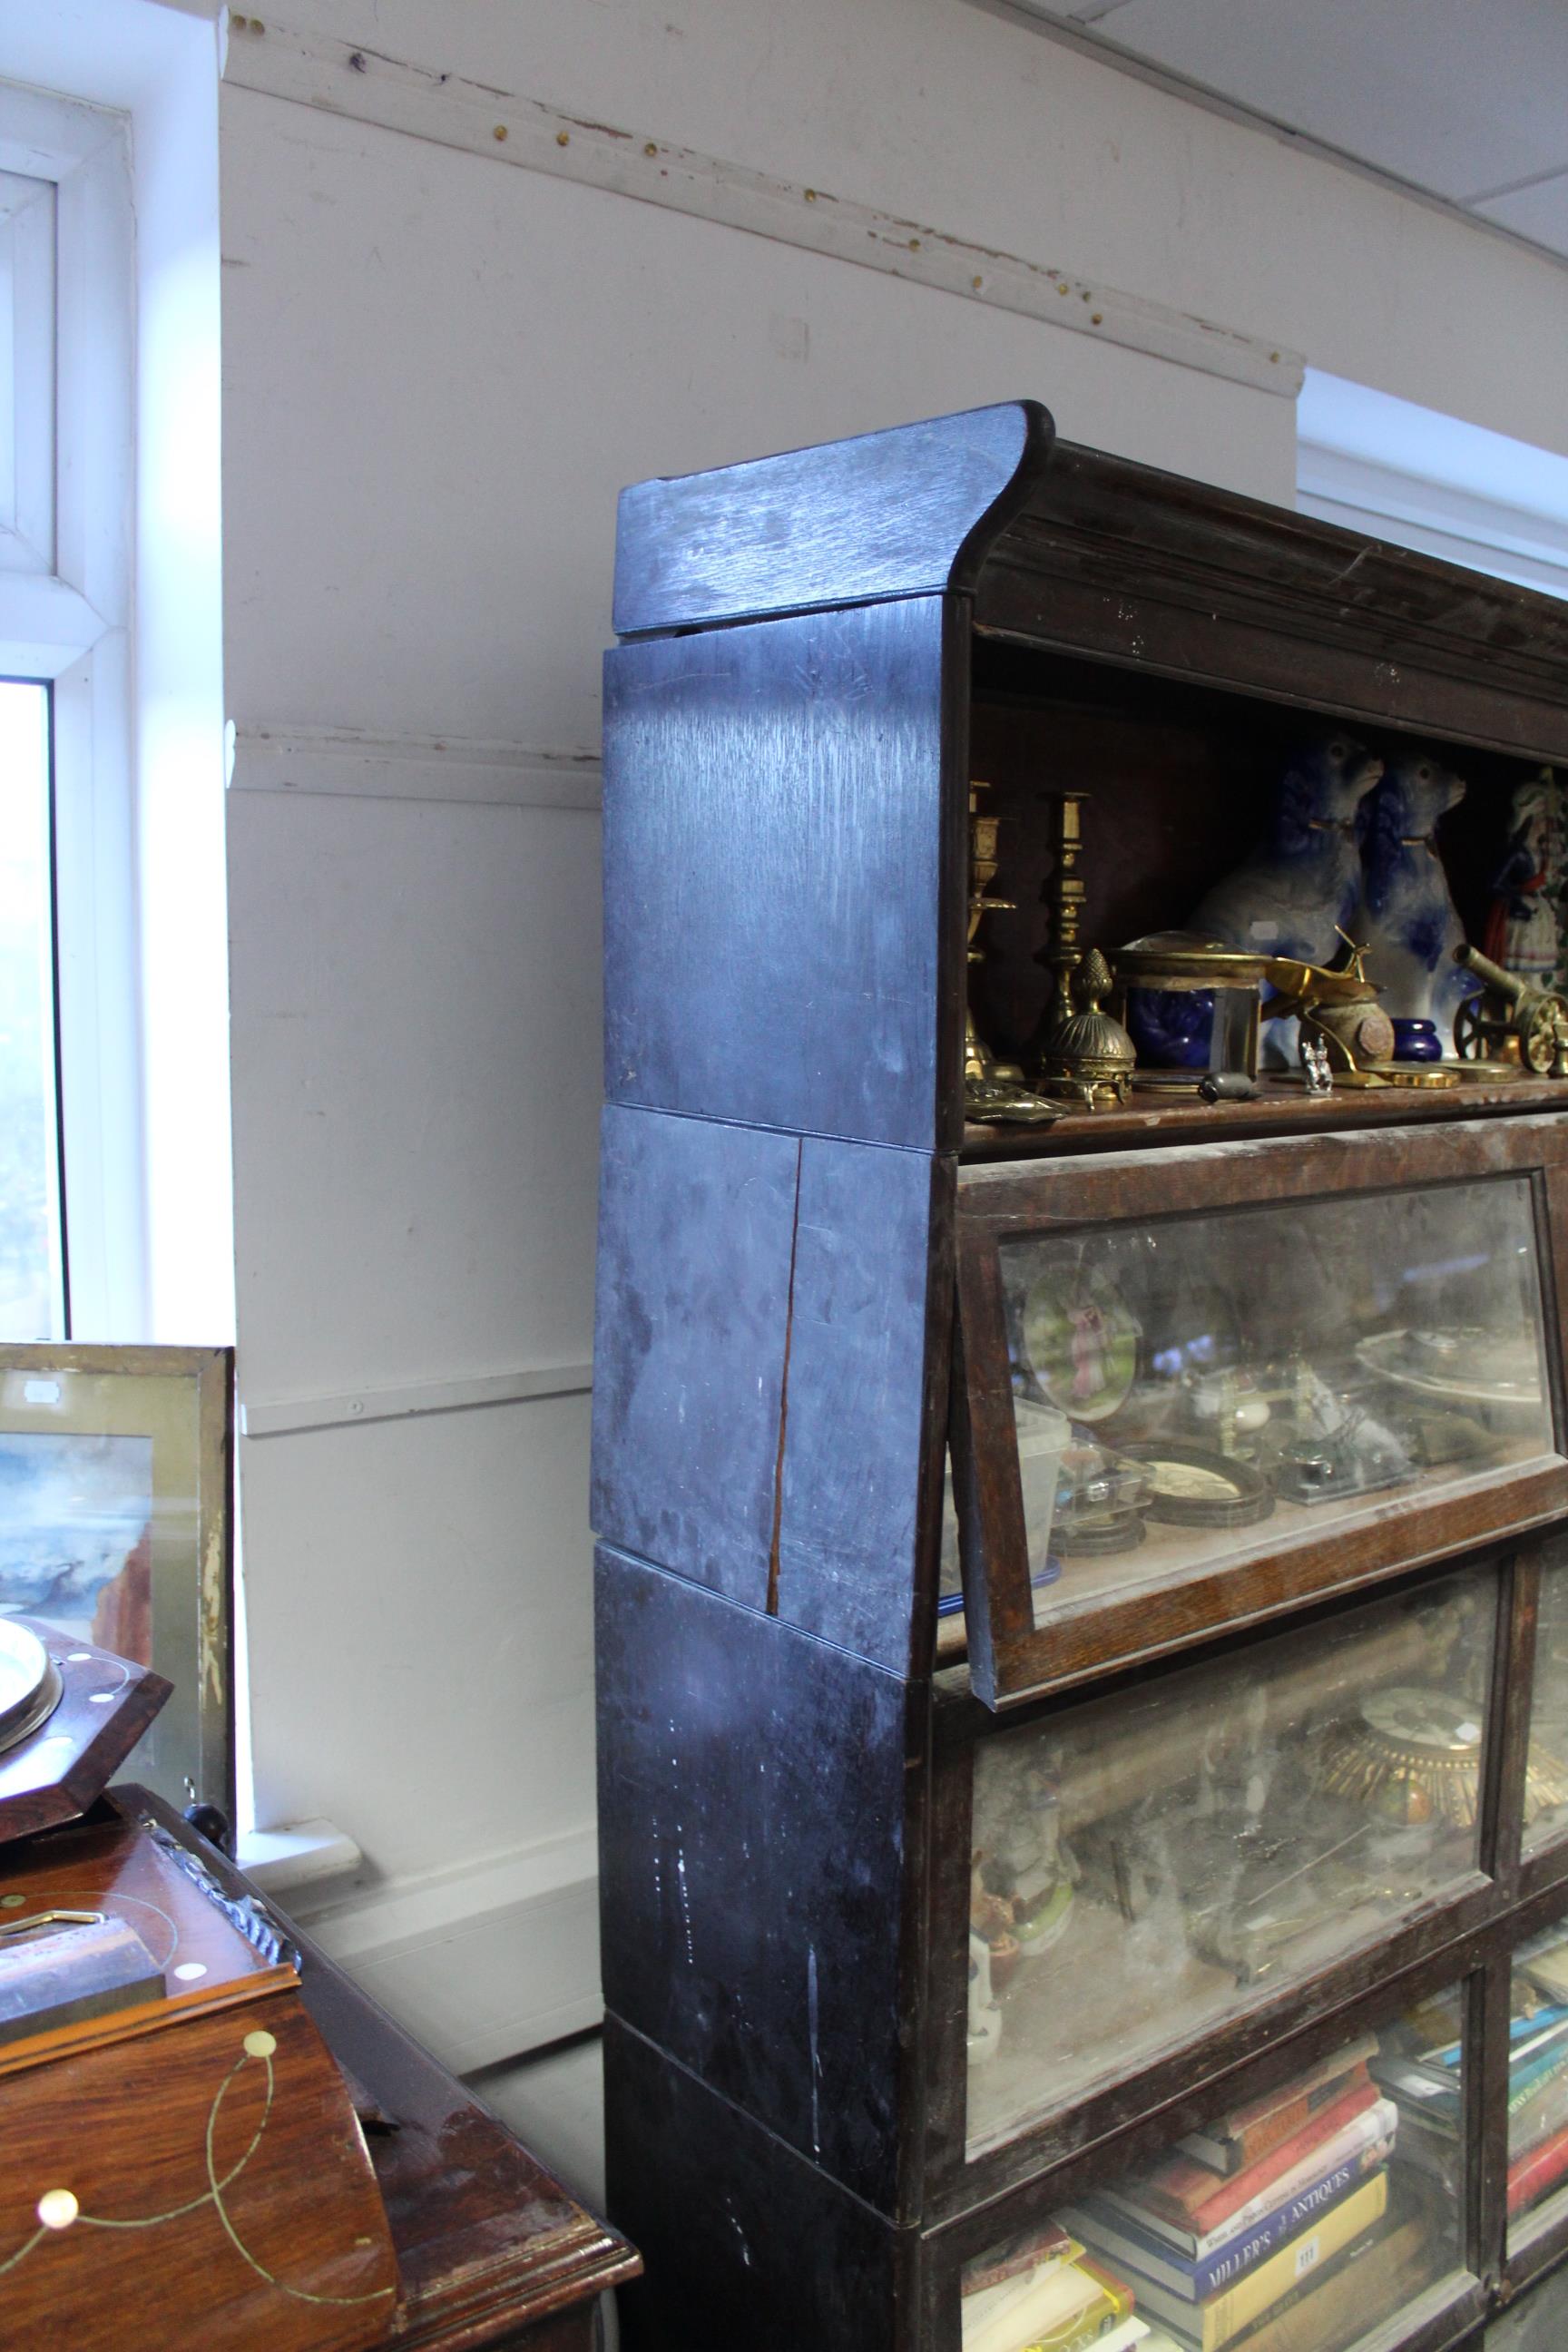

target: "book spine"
[1189,2086,1385,2239]
[1192,2122,1394,2262]
[1507,2120,1568,2217]
[1201,2171,1389,2352]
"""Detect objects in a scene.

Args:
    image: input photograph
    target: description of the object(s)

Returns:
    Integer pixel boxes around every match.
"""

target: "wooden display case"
[592,399,1568,2352]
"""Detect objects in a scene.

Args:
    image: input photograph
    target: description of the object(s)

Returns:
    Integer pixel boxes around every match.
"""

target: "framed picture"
[0,1344,234,1821]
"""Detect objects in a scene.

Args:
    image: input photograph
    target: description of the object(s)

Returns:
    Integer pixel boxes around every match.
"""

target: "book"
[1129,2079,1380,2239]
[964,2223,1078,2299]
[1064,2154,1377,2304]
[1513,2045,1568,2160]
[1105,2170,1388,2352]
[1104,2088,1393,2258]
[1369,2053,1460,2129]
[1176,2039,1378,2177]
[1218,2209,1432,2352]
[1507,2118,1568,2218]
[1516,1930,1568,2006]
[961,2252,1132,2352]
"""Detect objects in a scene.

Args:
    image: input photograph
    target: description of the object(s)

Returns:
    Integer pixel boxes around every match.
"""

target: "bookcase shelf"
[593,399,1568,2352]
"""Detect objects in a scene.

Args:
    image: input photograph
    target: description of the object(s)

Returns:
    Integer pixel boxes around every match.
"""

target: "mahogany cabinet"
[592,399,1568,2352]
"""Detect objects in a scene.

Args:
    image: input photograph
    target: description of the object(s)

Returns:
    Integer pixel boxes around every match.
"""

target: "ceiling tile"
[1474,171,1568,260]
[1070,0,1568,206]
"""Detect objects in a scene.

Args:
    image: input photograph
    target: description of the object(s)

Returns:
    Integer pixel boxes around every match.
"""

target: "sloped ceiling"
[1009,0,1568,261]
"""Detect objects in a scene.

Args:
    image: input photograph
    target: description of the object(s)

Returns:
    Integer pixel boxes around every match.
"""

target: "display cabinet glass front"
[1505,1912,1568,2248]
[1526,1539,1568,1859]
[963,2007,1467,2352]
[1000,1179,1552,1623]
[965,1571,1497,2158]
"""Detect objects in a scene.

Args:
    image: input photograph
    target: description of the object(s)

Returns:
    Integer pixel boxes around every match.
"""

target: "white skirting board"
[282,1827,603,2074]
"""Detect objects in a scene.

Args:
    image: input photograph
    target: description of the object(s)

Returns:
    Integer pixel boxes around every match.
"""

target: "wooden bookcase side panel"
[604,2017,919,2352]
[954,1118,1568,1706]
[594,1548,929,2220]
[601,595,965,1155]
[590,1102,951,1674]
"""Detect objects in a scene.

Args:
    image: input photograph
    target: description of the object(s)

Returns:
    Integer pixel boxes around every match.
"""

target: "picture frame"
[0,1343,235,1823]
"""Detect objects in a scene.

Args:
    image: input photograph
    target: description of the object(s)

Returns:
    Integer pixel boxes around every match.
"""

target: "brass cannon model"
[1452,945,1568,1077]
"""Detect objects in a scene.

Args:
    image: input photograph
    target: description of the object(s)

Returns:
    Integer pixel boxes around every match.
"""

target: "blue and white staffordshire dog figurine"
[1192,732,1384,965]
[1357,753,1474,1053]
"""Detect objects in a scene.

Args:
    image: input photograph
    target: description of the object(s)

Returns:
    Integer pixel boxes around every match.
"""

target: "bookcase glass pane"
[966,1570,1494,2156]
[995,1177,1553,1630]
[1523,1536,1568,1859]
[961,2004,1465,2352]
[1506,1912,1568,2248]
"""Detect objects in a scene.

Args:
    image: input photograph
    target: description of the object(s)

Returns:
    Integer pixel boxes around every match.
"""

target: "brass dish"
[1318,1685,1568,1830]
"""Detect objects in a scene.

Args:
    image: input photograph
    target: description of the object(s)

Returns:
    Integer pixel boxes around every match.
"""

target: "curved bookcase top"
[612,398,1054,636]
[613,397,1568,762]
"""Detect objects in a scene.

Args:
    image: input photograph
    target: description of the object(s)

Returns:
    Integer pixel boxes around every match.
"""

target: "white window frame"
[0,83,142,1338]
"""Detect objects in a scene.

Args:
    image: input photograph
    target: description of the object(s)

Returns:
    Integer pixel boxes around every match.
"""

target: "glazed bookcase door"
[922,1956,1487,2352]
[1524,1535,1568,1867]
[958,1567,1499,2165]
[953,1120,1568,1709]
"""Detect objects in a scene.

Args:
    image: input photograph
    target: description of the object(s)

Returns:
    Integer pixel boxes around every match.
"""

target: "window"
[1298,368,1568,603]
[0,82,140,1340]
[0,681,61,1337]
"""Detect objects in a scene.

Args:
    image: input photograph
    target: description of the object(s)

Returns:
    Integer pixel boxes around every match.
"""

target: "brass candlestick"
[965,782,1060,1125]
[1034,791,1135,1111]
[1043,790,1089,1037]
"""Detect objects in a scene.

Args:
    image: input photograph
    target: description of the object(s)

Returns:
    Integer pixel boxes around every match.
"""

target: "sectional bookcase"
[591,399,1568,2352]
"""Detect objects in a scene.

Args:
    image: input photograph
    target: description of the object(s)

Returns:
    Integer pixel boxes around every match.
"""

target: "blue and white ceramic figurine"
[1357,753,1476,1054]
[1192,733,1384,965]
[1191,732,1384,1067]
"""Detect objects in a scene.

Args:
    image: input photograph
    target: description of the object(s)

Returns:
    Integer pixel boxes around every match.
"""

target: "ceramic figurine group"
[964,743,1568,1119]
[1196,736,1473,1060]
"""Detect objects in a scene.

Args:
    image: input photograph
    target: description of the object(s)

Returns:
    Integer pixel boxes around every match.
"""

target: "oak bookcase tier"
[593,399,1568,2352]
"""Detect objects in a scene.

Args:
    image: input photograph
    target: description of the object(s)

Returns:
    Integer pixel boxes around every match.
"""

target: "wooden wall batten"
[594,1549,925,2219]
[611,399,1052,637]
[603,597,960,1152]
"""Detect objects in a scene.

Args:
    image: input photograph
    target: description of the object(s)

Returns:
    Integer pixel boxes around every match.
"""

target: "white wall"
[219,0,1568,2063]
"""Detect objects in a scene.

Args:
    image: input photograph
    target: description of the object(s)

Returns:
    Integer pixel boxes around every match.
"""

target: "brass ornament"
[964,781,1061,1125]
[1037,948,1136,1111]
[1453,943,1568,1077]
[1318,1685,1568,1830]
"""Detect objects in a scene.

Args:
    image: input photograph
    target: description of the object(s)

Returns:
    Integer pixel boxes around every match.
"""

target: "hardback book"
[1517,1932,1568,2007]
[1513,2049,1568,2161]
[1107,2171,1388,2352]
[963,2222,1078,2300]
[1064,2151,1380,2306]
[1104,2087,1393,2257]
[960,2250,1132,2352]
[1507,2119,1568,2219]
[1176,2040,1378,2178]
[1217,2209,1432,2352]
[1369,2053,1460,2129]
